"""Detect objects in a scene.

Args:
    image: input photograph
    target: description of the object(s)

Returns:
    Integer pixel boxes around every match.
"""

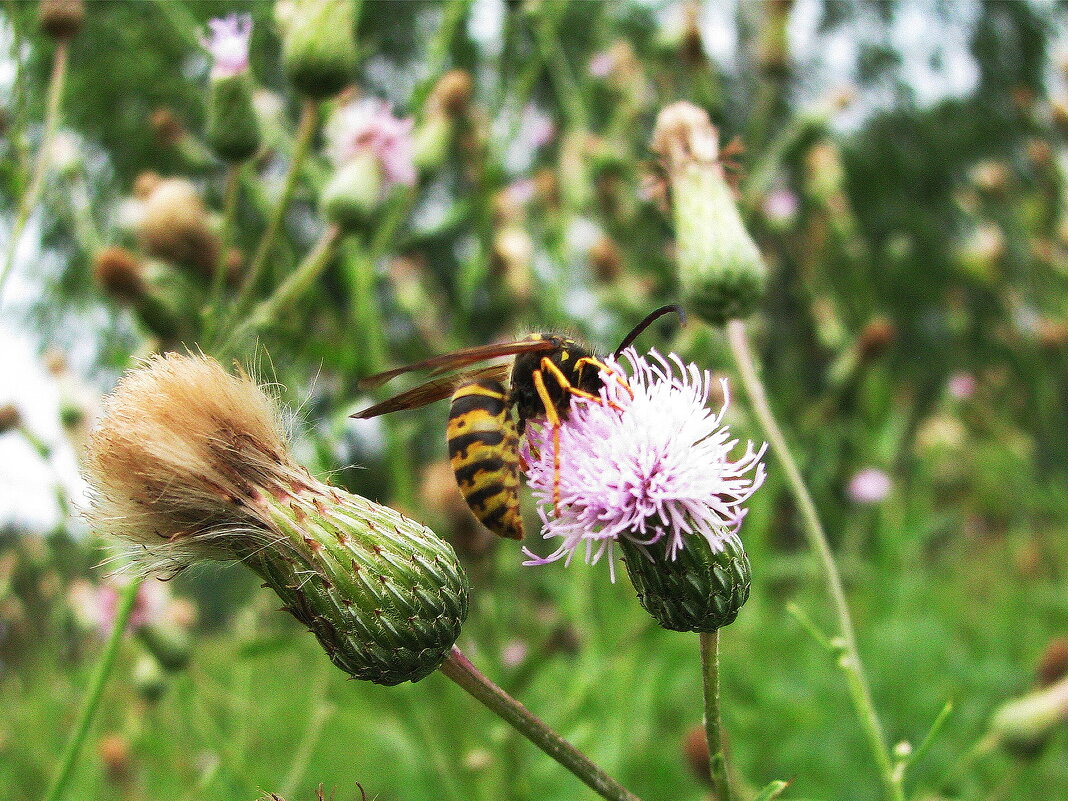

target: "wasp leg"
[575,355,634,400]
[539,357,626,410]
[532,368,564,510]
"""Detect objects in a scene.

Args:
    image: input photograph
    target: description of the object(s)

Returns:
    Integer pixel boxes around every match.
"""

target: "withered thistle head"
[39,0,84,39]
[85,354,469,685]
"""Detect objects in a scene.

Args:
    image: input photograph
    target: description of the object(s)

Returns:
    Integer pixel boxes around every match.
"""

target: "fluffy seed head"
[84,353,296,574]
[136,178,220,275]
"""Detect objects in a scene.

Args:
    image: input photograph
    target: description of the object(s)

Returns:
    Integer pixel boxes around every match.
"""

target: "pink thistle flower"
[326,98,417,188]
[200,14,253,79]
[947,372,977,400]
[588,51,614,78]
[522,349,766,581]
[762,186,799,224]
[847,468,892,505]
[70,578,169,637]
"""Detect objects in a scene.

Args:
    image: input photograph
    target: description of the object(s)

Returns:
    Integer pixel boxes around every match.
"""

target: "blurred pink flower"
[523,103,556,150]
[70,578,168,637]
[763,186,799,223]
[588,51,614,78]
[847,468,892,505]
[522,349,766,581]
[503,177,536,207]
[200,14,252,79]
[947,372,977,400]
[501,640,528,668]
[326,98,417,188]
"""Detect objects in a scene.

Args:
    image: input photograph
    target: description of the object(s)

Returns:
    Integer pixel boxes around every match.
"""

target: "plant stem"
[225,98,319,335]
[204,163,243,341]
[726,319,903,801]
[700,630,732,801]
[439,647,643,801]
[44,577,141,801]
[223,224,343,352]
[0,38,70,306]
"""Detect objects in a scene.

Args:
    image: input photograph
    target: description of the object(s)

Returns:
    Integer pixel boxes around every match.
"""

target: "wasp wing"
[352,363,512,419]
[358,339,556,390]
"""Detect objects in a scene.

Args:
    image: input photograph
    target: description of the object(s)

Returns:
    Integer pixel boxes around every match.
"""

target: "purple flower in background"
[523,103,557,150]
[847,468,892,505]
[947,372,977,400]
[763,186,799,223]
[69,578,168,637]
[200,14,252,79]
[589,51,614,78]
[326,98,417,188]
[522,349,766,581]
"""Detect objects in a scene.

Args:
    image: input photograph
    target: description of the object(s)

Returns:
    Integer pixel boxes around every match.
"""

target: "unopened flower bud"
[93,246,145,304]
[0,403,21,434]
[202,15,261,163]
[413,113,454,173]
[682,725,712,786]
[150,108,185,149]
[39,0,83,39]
[857,315,896,360]
[84,354,469,685]
[651,102,766,326]
[989,675,1068,756]
[588,235,624,283]
[321,152,381,228]
[1038,637,1068,688]
[137,621,192,672]
[427,69,473,119]
[97,733,133,785]
[282,0,357,99]
[132,653,168,703]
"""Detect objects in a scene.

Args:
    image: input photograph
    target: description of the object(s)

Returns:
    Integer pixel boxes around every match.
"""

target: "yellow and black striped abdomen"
[447,379,523,540]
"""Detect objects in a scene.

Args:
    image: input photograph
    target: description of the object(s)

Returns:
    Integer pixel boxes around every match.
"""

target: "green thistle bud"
[206,73,262,163]
[282,0,357,99]
[321,152,381,230]
[620,530,751,633]
[989,676,1068,757]
[84,354,469,685]
[651,102,766,326]
[136,621,192,673]
[132,653,168,703]
[413,113,453,173]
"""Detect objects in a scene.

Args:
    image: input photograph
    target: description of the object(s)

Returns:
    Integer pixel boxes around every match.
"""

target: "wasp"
[352,305,684,541]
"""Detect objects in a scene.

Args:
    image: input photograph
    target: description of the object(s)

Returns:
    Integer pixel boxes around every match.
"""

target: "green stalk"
[223,224,343,352]
[203,163,243,341]
[44,577,141,801]
[224,98,319,337]
[439,648,643,801]
[726,319,903,801]
[700,630,733,801]
[532,7,588,133]
[0,38,70,306]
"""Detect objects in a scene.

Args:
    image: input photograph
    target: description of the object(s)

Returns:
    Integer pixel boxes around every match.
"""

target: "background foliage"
[2,1,1068,800]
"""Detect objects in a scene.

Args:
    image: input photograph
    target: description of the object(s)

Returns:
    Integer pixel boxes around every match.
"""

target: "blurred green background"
[2,1,1068,799]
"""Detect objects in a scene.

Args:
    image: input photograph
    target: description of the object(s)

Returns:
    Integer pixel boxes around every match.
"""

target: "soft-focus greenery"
[3,1,1068,800]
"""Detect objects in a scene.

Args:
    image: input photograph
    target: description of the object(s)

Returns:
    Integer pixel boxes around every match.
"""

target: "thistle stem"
[726,319,903,801]
[226,97,319,332]
[203,163,243,340]
[0,38,69,306]
[699,630,733,801]
[44,577,141,801]
[222,224,343,352]
[439,647,643,801]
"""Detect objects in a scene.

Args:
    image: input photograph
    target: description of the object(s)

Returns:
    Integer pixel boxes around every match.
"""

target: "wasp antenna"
[614,305,687,356]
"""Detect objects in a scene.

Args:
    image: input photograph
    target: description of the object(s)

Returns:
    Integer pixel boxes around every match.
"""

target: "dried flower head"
[93,246,145,303]
[326,98,416,188]
[84,354,468,684]
[522,348,766,581]
[136,177,220,275]
[201,14,253,79]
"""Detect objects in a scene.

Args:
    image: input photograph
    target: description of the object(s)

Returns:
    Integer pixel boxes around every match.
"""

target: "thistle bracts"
[84,354,469,685]
[281,0,357,99]
[206,73,261,163]
[620,528,750,633]
[651,102,766,326]
[252,481,468,684]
